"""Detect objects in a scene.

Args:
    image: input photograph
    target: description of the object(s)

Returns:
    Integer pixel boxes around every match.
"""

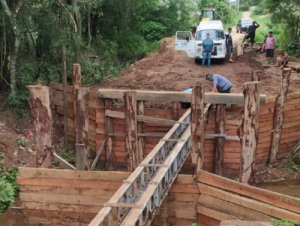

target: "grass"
[251,11,283,48]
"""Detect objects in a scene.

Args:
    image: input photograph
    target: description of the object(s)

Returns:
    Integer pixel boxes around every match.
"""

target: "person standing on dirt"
[242,20,260,49]
[226,27,234,63]
[205,73,232,93]
[202,33,214,68]
[265,31,276,64]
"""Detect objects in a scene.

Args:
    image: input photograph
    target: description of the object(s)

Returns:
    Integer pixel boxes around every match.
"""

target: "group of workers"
[200,20,290,94]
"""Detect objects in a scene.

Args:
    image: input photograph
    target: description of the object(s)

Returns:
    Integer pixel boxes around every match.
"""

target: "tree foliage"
[0,0,236,113]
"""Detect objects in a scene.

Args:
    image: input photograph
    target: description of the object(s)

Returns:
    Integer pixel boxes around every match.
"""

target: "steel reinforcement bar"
[88,109,192,226]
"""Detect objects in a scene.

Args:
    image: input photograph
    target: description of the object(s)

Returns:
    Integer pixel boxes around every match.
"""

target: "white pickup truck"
[175,20,227,63]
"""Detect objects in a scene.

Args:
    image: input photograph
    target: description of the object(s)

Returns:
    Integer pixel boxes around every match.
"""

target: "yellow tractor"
[199,3,215,22]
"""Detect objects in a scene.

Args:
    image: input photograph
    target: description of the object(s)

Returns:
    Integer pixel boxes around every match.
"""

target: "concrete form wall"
[18,168,300,226]
[50,83,300,176]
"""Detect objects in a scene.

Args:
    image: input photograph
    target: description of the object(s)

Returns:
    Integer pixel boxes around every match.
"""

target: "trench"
[1,181,299,226]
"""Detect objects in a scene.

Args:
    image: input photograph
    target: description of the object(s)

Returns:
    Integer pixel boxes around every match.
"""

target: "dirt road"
[231,10,252,46]
[91,10,299,95]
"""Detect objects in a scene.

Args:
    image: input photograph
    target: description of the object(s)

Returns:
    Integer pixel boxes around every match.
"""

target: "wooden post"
[269,68,291,164]
[239,81,260,184]
[252,70,261,81]
[62,46,68,147]
[137,101,145,163]
[74,87,90,170]
[190,85,204,174]
[124,91,138,172]
[27,85,53,168]
[172,102,181,121]
[75,144,85,170]
[105,99,115,170]
[72,63,81,88]
[213,104,226,175]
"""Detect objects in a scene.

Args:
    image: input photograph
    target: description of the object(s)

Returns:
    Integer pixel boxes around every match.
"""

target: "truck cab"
[175,20,226,63]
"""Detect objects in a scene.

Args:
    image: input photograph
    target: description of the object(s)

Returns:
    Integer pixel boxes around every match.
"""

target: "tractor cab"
[199,4,215,22]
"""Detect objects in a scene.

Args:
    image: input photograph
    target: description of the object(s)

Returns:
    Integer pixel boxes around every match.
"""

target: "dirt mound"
[91,37,299,95]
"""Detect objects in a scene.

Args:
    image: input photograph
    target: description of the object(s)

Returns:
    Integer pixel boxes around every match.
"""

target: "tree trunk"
[269,69,291,164]
[0,0,23,95]
[239,82,260,184]
[74,87,90,170]
[27,85,53,168]
[72,0,82,63]
[124,91,138,172]
[190,85,204,174]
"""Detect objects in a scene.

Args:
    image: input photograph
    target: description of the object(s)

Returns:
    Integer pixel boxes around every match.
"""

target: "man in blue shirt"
[202,33,214,68]
[205,73,232,93]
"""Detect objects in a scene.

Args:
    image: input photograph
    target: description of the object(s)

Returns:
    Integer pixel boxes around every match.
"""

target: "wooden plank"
[20,192,107,205]
[197,170,300,214]
[196,204,236,221]
[91,139,106,170]
[72,63,81,88]
[50,82,74,93]
[137,101,145,163]
[270,68,292,164]
[214,104,226,175]
[239,82,260,184]
[53,153,76,170]
[197,213,221,226]
[190,86,205,174]
[104,99,115,170]
[198,183,300,221]
[18,167,130,181]
[198,194,272,221]
[22,202,104,214]
[105,110,177,127]
[97,89,267,105]
[20,185,116,197]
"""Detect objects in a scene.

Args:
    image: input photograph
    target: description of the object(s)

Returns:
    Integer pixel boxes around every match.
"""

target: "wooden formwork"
[18,168,300,226]
[50,81,300,177]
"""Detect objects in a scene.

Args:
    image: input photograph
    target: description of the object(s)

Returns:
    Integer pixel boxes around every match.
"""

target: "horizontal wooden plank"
[22,202,104,214]
[196,204,237,221]
[198,183,300,221]
[198,194,271,221]
[197,213,221,226]
[50,82,74,93]
[20,193,108,205]
[97,89,267,105]
[20,185,115,197]
[152,217,195,226]
[197,170,300,214]
[18,167,130,181]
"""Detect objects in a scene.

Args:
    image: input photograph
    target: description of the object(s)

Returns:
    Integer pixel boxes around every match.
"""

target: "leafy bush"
[285,41,300,57]
[271,218,296,226]
[141,21,166,42]
[0,156,19,214]
[239,4,250,12]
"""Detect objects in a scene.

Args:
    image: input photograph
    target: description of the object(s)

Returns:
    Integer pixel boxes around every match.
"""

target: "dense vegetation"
[0,0,237,116]
[0,155,19,214]
[0,0,299,116]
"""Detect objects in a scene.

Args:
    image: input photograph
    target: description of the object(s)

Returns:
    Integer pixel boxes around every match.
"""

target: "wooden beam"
[172,102,181,121]
[98,89,267,105]
[91,139,106,170]
[198,170,300,214]
[124,91,138,172]
[72,63,81,88]
[74,87,90,170]
[104,99,115,170]
[53,153,76,170]
[62,47,68,147]
[137,101,145,163]
[75,144,85,170]
[269,68,292,164]
[214,104,226,176]
[27,85,53,168]
[239,82,260,184]
[105,110,176,126]
[191,85,204,174]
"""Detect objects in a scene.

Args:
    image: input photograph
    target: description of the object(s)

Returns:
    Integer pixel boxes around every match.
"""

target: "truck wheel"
[195,59,201,64]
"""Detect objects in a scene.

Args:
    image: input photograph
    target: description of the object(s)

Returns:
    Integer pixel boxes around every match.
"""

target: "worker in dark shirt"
[242,20,260,49]
[226,27,234,62]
